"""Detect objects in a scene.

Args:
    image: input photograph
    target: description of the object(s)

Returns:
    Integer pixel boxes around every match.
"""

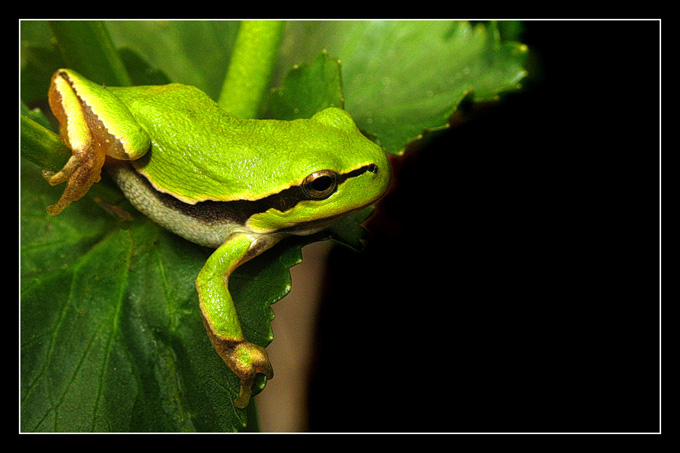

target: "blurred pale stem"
[218,21,285,119]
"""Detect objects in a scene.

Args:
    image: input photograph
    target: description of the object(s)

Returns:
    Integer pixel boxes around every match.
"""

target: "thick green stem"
[20,115,70,172]
[218,21,285,119]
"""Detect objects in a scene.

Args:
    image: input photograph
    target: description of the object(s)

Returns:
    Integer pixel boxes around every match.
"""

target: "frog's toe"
[45,150,106,215]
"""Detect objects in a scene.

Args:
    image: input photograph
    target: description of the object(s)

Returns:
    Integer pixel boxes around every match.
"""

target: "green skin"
[45,68,391,408]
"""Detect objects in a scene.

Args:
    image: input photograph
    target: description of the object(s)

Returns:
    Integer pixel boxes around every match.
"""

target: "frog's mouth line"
[131,163,379,227]
[274,203,371,235]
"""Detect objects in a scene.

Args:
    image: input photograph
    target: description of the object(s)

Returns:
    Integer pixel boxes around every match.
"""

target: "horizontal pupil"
[312,176,333,192]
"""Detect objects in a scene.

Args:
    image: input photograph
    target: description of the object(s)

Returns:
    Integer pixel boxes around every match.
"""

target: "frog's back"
[109,84,261,204]
[107,84,380,206]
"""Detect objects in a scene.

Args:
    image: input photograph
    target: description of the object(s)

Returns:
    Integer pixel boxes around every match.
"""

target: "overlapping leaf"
[276,21,528,153]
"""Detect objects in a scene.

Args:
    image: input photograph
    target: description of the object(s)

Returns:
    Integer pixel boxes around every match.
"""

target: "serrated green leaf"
[278,21,528,154]
[266,51,344,120]
[20,158,306,431]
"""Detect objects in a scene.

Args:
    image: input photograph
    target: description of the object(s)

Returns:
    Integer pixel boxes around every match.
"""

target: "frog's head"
[246,107,391,235]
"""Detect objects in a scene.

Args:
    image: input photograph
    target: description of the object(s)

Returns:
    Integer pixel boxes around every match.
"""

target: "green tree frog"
[44,69,391,408]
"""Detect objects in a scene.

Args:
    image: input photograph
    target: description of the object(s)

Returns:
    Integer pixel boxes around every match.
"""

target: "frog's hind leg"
[197,233,277,408]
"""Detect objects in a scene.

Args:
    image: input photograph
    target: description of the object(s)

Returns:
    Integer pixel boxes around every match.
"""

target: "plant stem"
[20,115,70,172]
[218,21,285,119]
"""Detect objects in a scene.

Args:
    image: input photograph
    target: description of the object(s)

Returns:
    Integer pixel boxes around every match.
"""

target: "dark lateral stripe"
[338,163,378,184]
[134,163,378,225]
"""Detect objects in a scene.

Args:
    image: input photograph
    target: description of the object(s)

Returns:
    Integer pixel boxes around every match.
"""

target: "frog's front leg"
[197,232,279,408]
[45,69,150,215]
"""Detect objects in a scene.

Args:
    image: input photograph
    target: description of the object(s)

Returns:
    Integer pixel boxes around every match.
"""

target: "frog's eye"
[302,170,338,200]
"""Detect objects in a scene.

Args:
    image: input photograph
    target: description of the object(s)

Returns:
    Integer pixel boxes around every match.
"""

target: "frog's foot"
[204,325,273,408]
[43,148,106,215]
[229,342,274,409]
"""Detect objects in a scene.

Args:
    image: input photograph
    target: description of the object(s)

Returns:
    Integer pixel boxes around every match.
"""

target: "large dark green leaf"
[20,153,312,431]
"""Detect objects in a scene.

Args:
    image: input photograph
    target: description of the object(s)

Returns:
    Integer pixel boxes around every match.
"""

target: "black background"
[306,20,661,433]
